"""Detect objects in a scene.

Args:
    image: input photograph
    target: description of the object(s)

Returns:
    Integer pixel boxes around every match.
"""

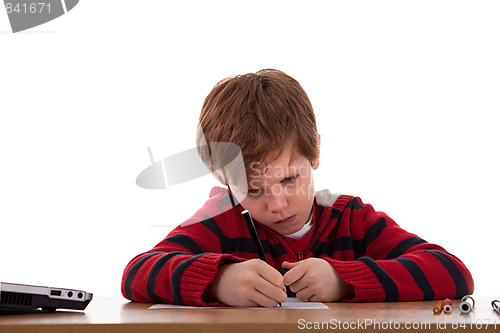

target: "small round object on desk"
[459,295,475,314]
[492,300,500,314]
[443,298,452,314]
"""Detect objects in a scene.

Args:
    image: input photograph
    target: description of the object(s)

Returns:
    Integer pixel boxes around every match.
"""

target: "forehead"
[249,150,309,179]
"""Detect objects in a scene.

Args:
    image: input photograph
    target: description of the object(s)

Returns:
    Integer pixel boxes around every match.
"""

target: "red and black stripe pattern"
[121,187,474,305]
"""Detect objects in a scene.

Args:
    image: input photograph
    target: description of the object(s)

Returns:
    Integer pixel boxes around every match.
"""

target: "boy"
[122,69,474,307]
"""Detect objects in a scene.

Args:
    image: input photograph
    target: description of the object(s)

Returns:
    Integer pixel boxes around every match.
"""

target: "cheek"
[240,198,274,225]
[296,175,315,201]
[240,198,261,217]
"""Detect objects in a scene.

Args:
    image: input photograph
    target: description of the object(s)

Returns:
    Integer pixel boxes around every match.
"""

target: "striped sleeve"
[325,197,474,302]
[121,226,244,306]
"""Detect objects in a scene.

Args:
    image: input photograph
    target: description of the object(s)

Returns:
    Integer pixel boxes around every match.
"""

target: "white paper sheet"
[149,297,328,310]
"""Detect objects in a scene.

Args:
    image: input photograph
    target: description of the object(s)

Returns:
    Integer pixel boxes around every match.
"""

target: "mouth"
[274,215,296,225]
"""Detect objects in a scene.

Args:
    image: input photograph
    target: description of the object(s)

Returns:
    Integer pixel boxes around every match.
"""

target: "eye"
[247,188,262,197]
[282,175,298,183]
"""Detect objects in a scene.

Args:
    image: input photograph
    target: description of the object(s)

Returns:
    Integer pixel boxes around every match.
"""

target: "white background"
[1,1,498,298]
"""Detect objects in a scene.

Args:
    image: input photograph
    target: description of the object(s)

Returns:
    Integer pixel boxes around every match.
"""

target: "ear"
[312,133,321,170]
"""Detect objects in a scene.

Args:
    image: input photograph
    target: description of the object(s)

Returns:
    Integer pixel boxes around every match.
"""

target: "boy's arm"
[324,197,474,302]
[121,225,245,306]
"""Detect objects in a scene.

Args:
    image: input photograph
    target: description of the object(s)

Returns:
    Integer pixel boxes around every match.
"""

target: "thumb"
[282,261,300,269]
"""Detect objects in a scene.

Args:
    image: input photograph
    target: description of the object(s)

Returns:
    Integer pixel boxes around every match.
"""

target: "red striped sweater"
[121,187,474,305]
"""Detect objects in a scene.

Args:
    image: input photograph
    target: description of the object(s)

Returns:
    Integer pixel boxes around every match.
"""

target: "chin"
[281,226,301,236]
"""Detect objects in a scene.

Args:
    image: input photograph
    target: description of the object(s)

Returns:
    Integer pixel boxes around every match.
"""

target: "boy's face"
[235,149,319,236]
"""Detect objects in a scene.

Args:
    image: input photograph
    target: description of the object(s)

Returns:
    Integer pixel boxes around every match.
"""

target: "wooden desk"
[1,297,499,332]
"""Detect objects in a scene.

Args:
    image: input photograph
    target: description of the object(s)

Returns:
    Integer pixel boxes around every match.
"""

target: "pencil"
[433,300,443,314]
[242,210,267,261]
[241,210,282,307]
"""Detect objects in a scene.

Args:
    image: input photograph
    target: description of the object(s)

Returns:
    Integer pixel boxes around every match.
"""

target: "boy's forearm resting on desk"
[121,188,474,306]
[322,197,474,302]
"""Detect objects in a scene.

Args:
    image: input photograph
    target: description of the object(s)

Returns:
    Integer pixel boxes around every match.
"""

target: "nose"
[266,185,288,214]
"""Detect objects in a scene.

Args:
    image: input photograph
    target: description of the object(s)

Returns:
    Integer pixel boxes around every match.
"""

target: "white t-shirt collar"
[284,211,313,239]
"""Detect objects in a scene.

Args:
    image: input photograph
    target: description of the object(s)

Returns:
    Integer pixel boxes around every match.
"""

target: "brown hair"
[197,69,319,184]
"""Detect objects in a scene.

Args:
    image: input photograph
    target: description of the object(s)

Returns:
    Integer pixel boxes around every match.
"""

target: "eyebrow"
[247,172,299,191]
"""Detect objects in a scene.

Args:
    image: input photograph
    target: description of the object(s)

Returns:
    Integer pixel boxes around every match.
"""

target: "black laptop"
[0,282,92,312]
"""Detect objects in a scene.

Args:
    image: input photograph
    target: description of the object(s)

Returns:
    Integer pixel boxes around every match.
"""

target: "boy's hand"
[282,258,354,302]
[210,259,287,307]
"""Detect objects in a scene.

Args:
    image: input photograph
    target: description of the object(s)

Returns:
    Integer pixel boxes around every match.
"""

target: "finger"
[253,276,287,304]
[282,261,300,270]
[288,278,309,294]
[295,288,315,302]
[249,289,283,308]
[255,261,284,288]
[308,294,325,302]
[282,262,307,286]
